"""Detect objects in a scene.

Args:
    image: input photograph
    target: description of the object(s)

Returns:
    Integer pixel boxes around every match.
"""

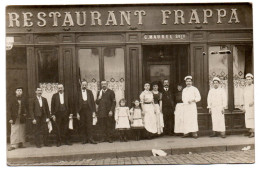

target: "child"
[130,99,144,141]
[115,99,131,142]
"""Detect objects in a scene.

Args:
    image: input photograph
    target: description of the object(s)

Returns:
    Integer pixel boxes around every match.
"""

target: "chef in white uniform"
[207,77,227,138]
[182,76,201,139]
[241,73,254,138]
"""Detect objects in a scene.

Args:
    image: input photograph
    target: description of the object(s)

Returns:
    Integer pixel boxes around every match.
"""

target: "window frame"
[208,43,253,113]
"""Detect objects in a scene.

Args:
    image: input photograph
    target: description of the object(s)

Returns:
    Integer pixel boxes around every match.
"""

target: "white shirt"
[37,96,43,107]
[82,90,87,101]
[164,87,169,92]
[182,86,201,104]
[59,92,64,104]
[207,87,227,108]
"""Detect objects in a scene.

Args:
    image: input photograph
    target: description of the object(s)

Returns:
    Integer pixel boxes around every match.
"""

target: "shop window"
[36,47,59,109]
[37,48,59,83]
[208,46,229,109]
[103,47,125,106]
[233,45,253,109]
[78,48,100,99]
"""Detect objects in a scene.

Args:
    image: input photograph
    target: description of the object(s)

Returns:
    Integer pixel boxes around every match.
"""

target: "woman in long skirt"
[151,82,164,135]
[140,82,157,139]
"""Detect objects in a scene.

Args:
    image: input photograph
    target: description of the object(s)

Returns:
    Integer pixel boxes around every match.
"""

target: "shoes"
[56,142,61,147]
[18,143,26,148]
[108,139,113,143]
[244,132,251,136]
[88,138,97,144]
[8,147,15,151]
[65,141,72,145]
[249,132,254,138]
[82,140,88,144]
[221,135,226,138]
[192,132,198,139]
[123,137,128,142]
[210,132,218,137]
[36,145,41,148]
[182,134,189,138]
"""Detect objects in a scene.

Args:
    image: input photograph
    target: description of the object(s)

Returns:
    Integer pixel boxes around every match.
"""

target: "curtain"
[233,46,246,108]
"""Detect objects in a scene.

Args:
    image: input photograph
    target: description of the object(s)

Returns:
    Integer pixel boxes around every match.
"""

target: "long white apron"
[143,104,157,133]
[174,103,185,133]
[10,118,25,146]
[243,85,254,129]
[211,107,225,132]
[182,103,198,134]
[154,104,164,134]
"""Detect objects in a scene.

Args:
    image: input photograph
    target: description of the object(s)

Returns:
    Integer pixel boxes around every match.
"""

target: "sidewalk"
[7,135,254,165]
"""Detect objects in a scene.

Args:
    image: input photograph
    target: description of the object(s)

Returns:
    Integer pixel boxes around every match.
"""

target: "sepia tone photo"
[6,3,254,165]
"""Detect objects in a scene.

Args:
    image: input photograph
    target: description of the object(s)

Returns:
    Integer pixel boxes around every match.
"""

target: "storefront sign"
[7,8,240,28]
[144,34,186,40]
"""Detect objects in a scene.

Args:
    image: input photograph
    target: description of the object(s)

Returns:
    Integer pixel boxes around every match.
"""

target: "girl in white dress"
[130,99,144,141]
[115,99,130,142]
[140,82,157,139]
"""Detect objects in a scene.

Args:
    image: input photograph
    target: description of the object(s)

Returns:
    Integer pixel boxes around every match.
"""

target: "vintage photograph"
[5,3,254,165]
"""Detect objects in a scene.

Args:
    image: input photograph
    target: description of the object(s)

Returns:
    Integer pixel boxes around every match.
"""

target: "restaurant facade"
[6,3,253,137]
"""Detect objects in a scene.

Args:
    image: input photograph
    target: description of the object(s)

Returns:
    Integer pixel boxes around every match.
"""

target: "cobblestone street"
[12,150,254,165]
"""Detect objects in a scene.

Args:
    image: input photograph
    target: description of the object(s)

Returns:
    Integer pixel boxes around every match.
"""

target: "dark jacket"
[77,89,96,114]
[96,89,116,118]
[51,92,71,116]
[174,91,183,105]
[8,96,28,124]
[161,88,175,110]
[30,96,50,120]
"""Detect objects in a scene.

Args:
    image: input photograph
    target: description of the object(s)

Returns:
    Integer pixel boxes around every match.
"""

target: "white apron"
[182,86,201,134]
[207,88,227,132]
[10,117,25,147]
[154,104,164,134]
[174,103,185,133]
[140,91,157,134]
[243,84,254,129]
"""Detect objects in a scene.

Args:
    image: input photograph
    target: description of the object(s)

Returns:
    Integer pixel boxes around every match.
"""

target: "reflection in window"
[233,45,253,108]
[78,48,100,99]
[208,46,229,108]
[37,48,59,83]
[104,47,125,106]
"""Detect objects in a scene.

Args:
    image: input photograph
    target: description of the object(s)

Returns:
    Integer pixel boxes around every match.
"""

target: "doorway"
[143,45,189,92]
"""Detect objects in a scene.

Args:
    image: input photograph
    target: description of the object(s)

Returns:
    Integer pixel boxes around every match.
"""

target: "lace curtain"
[40,83,59,111]
[208,46,229,108]
[233,46,246,108]
[104,48,125,106]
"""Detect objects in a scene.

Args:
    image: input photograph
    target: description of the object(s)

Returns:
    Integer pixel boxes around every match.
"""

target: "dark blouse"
[175,91,183,103]
[153,92,162,104]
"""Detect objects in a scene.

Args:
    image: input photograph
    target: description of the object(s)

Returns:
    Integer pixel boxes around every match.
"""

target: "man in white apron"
[207,77,227,138]
[182,76,201,139]
[241,73,254,138]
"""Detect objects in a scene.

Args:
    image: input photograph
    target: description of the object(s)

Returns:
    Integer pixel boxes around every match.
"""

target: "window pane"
[37,48,59,83]
[78,48,100,99]
[208,46,229,109]
[104,47,125,106]
[233,45,253,109]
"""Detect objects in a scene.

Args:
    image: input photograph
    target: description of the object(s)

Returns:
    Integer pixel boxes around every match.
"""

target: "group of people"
[8,74,254,151]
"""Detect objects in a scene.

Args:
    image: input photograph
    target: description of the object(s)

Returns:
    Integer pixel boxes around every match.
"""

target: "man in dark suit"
[76,80,97,144]
[96,81,116,143]
[8,87,28,151]
[51,84,72,147]
[30,88,50,148]
[161,79,175,136]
